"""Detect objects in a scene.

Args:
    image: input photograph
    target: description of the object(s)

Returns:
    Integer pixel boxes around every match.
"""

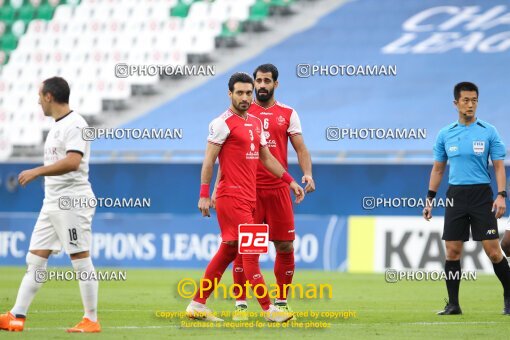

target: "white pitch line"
[30,309,157,313]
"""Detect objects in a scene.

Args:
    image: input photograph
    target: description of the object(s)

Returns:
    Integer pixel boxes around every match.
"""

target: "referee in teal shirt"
[423,82,509,315]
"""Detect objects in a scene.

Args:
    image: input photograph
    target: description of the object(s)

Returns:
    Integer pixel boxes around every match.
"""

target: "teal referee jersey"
[433,118,506,185]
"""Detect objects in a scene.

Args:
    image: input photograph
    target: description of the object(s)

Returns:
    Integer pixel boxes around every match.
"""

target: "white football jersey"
[43,111,94,207]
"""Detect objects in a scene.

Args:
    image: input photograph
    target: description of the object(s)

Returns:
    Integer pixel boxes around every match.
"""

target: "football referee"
[423,82,510,315]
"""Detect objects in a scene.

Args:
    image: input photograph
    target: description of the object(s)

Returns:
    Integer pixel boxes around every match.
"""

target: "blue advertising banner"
[0,213,347,271]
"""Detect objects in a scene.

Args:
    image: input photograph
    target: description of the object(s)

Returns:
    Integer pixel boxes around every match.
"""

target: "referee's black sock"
[445,260,461,305]
[492,258,510,298]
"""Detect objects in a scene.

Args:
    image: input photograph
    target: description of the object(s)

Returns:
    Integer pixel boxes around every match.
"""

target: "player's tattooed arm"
[423,161,446,221]
[198,143,221,217]
[290,134,314,193]
[18,152,82,187]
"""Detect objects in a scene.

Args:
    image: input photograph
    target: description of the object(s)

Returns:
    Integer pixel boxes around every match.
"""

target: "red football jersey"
[248,101,302,189]
[207,109,267,201]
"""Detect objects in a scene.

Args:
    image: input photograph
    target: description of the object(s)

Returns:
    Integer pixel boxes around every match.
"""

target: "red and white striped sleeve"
[287,109,302,136]
[207,117,230,145]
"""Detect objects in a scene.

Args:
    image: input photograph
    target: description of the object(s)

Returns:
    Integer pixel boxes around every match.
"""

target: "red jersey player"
[213,64,315,320]
[185,72,305,323]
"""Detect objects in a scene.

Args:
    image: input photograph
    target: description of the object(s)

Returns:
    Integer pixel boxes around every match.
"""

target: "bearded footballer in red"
[186,72,305,323]
[213,64,315,320]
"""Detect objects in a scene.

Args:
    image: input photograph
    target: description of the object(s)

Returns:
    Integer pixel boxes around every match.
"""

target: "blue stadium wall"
[1,163,508,270]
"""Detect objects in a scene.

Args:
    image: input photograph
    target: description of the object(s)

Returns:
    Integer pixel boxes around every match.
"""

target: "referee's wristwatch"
[497,191,507,198]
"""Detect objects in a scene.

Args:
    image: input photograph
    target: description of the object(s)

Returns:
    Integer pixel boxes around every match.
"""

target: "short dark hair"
[454,82,478,101]
[42,76,70,104]
[228,72,253,92]
[253,63,278,81]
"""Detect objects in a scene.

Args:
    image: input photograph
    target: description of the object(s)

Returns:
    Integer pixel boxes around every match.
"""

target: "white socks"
[72,257,98,322]
[10,254,98,322]
[11,253,48,317]
[190,300,205,308]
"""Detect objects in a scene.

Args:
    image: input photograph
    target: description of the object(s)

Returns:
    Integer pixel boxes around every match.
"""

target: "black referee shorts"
[443,184,498,242]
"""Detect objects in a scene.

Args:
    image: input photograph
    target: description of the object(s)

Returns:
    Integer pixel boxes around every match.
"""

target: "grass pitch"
[1,267,510,339]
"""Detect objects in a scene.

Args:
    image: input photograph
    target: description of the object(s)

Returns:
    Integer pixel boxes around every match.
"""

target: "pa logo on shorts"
[472,141,485,155]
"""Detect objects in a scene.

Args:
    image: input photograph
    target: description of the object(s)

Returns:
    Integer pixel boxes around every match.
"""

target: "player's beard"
[255,88,274,103]
[233,100,250,113]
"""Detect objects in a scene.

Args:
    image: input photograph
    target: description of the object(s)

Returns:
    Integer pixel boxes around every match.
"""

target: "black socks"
[493,258,510,298]
[445,260,461,305]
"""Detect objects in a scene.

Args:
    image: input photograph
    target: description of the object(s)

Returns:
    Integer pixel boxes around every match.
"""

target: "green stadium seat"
[0,5,16,22]
[28,0,44,7]
[249,1,269,22]
[0,32,18,51]
[178,0,198,5]
[170,2,189,18]
[17,4,35,24]
[269,0,295,7]
[35,3,55,20]
[220,20,242,39]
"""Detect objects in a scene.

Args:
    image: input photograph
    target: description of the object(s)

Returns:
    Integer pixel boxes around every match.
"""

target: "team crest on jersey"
[255,125,261,135]
[473,141,485,155]
[264,131,270,139]
[246,142,259,159]
[277,115,285,126]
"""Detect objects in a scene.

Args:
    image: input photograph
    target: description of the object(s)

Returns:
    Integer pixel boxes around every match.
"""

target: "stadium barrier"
[0,213,347,270]
[1,163,507,272]
[1,213,506,274]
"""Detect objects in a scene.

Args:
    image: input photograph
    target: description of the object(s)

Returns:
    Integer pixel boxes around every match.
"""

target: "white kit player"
[0,77,101,333]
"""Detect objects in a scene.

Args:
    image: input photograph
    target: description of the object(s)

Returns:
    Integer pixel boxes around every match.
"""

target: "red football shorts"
[215,196,255,242]
[255,186,295,241]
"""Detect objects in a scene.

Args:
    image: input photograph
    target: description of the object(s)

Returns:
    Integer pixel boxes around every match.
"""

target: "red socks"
[196,244,289,310]
[232,254,247,301]
[193,242,237,304]
[233,251,296,305]
[275,251,295,300]
[242,254,271,310]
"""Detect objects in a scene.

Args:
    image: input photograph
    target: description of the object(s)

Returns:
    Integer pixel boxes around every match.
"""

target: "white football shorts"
[29,204,95,255]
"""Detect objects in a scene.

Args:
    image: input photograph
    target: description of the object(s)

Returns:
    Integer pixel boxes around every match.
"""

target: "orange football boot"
[0,311,25,332]
[66,317,101,333]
